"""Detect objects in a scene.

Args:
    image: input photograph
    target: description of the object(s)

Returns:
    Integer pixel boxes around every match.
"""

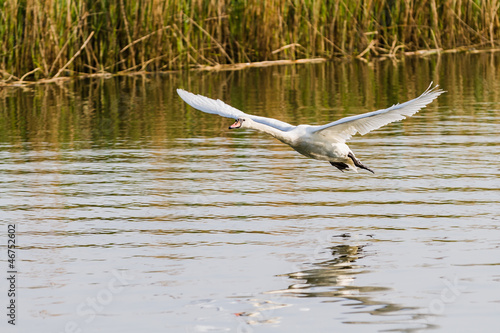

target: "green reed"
[0,0,499,81]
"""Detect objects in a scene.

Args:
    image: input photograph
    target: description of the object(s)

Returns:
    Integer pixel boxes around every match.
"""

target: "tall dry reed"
[0,0,499,81]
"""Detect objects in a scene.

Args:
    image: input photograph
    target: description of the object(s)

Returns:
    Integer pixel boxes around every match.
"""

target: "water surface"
[1,54,499,332]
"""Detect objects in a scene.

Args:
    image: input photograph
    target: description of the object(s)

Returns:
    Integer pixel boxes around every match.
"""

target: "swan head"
[228,117,250,129]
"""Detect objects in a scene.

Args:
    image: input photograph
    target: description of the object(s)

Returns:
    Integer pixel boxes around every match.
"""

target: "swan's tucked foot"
[330,161,349,172]
[348,152,375,174]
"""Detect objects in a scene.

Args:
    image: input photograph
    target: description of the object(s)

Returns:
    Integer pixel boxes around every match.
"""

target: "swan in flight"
[177,84,444,173]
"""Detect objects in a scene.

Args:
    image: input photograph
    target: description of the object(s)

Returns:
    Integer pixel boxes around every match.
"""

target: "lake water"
[1,53,499,332]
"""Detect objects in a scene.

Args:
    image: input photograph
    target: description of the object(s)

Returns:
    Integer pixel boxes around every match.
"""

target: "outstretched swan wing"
[177,89,295,131]
[311,84,445,142]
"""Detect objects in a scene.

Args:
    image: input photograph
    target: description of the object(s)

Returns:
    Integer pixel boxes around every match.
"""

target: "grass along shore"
[1,0,499,84]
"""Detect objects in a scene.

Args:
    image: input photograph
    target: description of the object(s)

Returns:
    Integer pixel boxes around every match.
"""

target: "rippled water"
[1,54,500,332]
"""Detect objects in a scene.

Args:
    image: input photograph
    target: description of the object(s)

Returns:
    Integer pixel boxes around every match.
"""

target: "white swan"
[177,84,444,173]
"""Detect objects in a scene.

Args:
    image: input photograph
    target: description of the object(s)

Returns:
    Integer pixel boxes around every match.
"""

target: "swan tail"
[348,152,374,174]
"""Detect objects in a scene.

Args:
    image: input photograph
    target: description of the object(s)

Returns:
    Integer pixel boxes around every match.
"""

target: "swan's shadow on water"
[243,242,437,331]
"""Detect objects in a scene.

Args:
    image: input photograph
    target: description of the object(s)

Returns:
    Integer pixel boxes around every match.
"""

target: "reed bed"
[1,0,499,82]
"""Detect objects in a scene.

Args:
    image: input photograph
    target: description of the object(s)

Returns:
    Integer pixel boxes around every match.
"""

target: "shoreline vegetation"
[1,0,499,86]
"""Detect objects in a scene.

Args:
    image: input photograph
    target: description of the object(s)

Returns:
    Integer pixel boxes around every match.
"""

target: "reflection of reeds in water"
[0,53,499,148]
[1,0,499,81]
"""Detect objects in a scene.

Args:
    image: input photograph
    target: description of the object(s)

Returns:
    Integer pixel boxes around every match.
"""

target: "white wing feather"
[177,89,295,131]
[311,84,445,142]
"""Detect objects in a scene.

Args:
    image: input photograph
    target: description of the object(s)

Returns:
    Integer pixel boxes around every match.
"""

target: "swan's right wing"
[177,89,295,131]
[310,84,445,142]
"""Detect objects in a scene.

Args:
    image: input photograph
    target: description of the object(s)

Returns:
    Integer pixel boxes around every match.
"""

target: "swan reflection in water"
[274,244,387,299]
[238,241,434,329]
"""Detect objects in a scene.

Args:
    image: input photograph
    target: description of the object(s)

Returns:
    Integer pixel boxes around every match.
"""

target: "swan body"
[177,84,444,173]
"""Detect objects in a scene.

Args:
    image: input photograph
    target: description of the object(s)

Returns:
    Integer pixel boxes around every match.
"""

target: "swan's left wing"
[310,84,445,142]
[177,89,295,131]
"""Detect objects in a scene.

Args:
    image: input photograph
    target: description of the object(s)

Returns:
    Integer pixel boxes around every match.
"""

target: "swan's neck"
[247,121,291,144]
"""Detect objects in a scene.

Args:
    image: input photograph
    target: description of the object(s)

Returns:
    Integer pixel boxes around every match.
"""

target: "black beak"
[229,119,242,129]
